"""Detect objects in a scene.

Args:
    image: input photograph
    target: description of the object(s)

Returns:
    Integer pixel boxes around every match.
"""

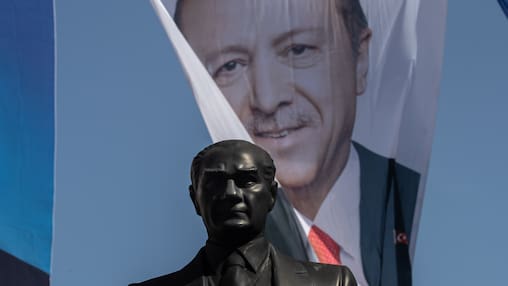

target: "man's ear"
[268,181,278,211]
[355,27,372,96]
[189,185,201,216]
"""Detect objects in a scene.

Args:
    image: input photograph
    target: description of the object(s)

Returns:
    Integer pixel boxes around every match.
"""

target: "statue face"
[191,144,276,244]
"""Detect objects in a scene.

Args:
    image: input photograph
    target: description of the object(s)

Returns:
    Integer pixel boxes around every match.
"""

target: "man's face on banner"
[178,0,369,193]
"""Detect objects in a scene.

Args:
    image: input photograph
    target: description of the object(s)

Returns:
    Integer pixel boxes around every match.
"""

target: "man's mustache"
[245,108,317,134]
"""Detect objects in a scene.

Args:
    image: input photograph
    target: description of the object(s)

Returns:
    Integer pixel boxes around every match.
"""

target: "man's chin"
[275,166,317,190]
[214,222,258,245]
[221,218,250,229]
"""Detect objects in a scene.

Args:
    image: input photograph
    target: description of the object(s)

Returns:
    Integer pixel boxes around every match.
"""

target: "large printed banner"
[0,0,446,284]
[0,0,54,285]
[152,0,446,285]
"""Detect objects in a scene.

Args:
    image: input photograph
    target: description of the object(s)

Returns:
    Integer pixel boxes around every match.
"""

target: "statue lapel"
[270,246,311,286]
[182,249,209,286]
[185,276,207,286]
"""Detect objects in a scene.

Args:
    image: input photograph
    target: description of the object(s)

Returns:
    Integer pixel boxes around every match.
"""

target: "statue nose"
[224,179,241,198]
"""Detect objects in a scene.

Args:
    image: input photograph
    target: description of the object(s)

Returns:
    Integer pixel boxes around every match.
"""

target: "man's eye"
[212,59,247,86]
[290,45,309,56]
[222,61,238,71]
[287,44,317,57]
[236,174,258,188]
[243,181,256,187]
[279,44,320,68]
[215,59,247,75]
[202,174,227,191]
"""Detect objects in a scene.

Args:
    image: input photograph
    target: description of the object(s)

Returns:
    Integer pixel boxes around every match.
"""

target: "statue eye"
[204,180,223,191]
[236,173,258,188]
[202,173,227,192]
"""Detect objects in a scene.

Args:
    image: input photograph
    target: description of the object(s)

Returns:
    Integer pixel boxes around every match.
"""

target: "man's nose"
[249,57,293,114]
[223,179,241,198]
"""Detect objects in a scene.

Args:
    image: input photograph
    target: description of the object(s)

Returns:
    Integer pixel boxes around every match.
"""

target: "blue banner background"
[0,0,54,274]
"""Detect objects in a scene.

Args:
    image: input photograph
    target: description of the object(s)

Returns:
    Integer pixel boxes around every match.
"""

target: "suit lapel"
[265,190,308,261]
[180,249,209,286]
[265,142,412,286]
[185,276,207,286]
[354,142,391,286]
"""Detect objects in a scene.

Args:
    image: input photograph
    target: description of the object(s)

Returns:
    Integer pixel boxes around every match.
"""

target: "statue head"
[189,140,278,246]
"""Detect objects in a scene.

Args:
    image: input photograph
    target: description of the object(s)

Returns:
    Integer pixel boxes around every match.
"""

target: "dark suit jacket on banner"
[265,142,420,286]
[130,243,357,286]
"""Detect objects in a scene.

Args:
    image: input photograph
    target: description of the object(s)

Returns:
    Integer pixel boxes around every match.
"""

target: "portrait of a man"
[164,0,422,285]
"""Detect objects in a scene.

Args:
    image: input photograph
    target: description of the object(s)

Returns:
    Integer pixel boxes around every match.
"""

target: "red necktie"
[308,225,342,265]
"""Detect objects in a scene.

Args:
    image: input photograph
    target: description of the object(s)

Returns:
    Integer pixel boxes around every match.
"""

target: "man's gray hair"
[173,0,368,53]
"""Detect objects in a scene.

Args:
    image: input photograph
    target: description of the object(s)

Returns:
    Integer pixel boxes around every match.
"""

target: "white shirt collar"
[293,145,367,285]
[313,144,360,257]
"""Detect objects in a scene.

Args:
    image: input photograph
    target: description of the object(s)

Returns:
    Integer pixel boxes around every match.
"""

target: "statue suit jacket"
[265,142,420,286]
[129,243,357,286]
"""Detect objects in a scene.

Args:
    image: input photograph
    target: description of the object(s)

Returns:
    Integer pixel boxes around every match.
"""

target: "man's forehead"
[180,0,333,35]
[179,0,346,65]
[202,165,258,175]
[200,147,263,171]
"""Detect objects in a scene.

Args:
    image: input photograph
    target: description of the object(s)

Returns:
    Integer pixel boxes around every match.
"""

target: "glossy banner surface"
[153,0,446,285]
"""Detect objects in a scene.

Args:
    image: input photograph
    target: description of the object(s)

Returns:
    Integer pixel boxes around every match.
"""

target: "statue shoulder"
[305,262,358,286]
[270,245,357,285]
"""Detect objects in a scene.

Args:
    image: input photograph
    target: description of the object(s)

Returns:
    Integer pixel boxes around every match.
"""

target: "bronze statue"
[130,140,357,286]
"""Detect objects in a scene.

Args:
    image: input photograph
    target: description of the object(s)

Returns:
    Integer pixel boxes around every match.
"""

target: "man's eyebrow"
[202,168,226,173]
[203,45,250,64]
[236,167,258,172]
[202,167,258,173]
[272,27,323,47]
